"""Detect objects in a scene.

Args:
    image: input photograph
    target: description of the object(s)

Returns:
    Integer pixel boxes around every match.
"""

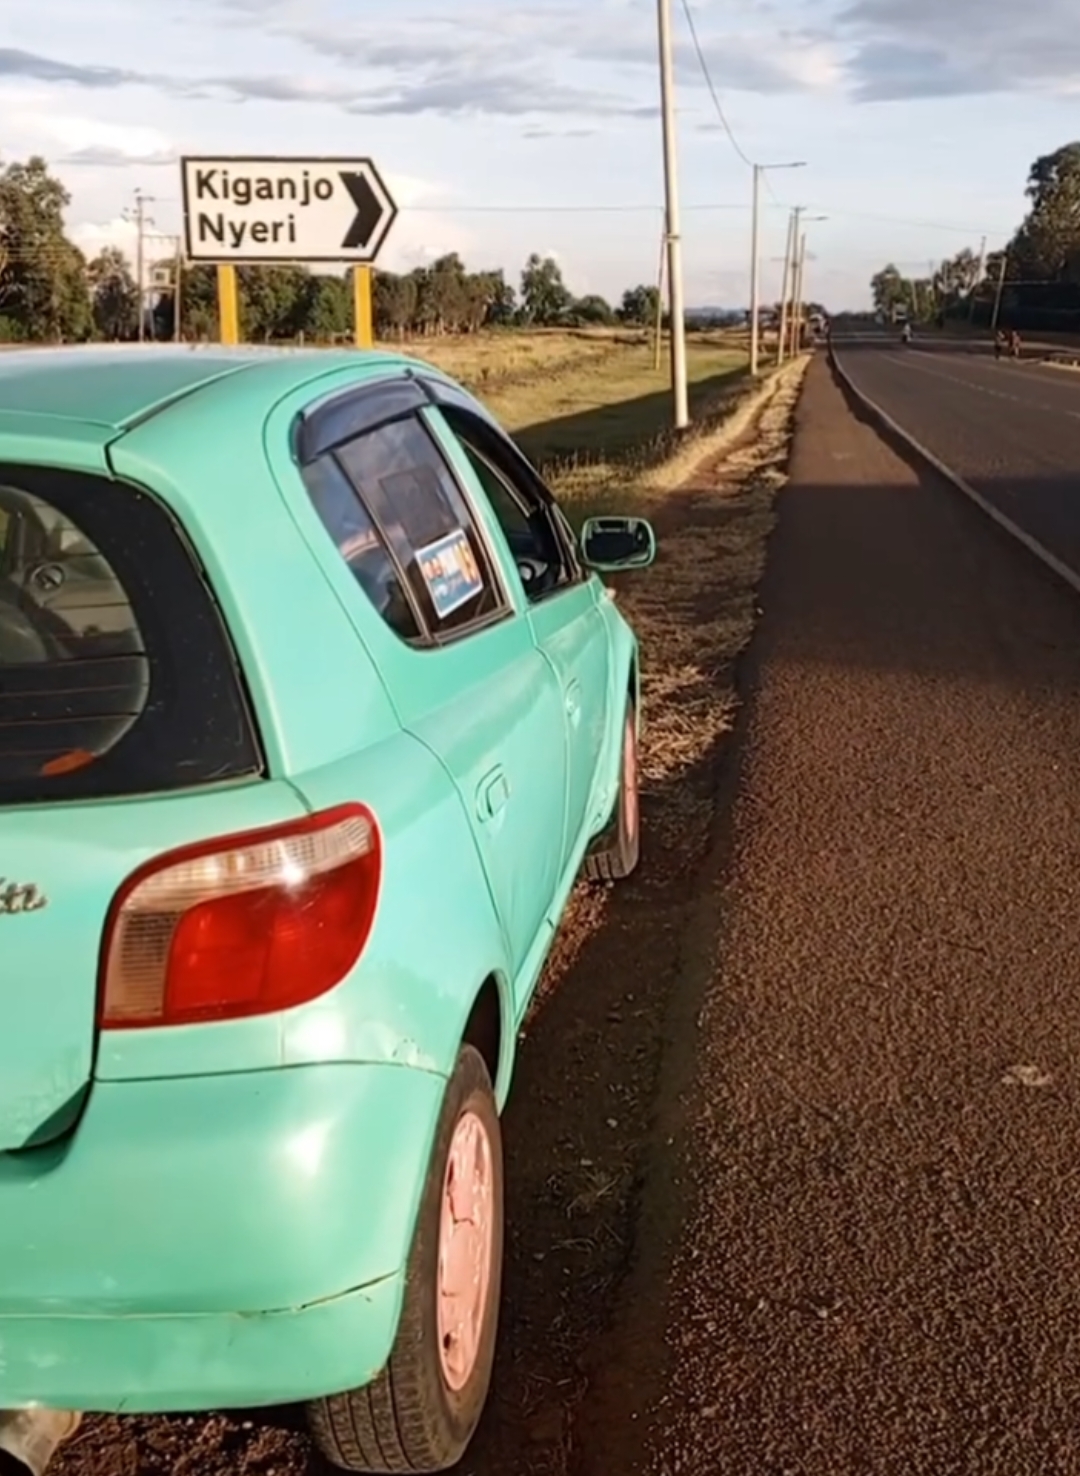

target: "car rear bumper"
[0,1062,446,1412]
[0,1274,405,1412]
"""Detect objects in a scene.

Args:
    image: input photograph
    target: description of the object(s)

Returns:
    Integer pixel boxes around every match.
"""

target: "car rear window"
[0,465,261,805]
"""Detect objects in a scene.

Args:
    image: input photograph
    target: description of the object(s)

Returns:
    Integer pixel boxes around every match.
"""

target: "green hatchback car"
[0,346,654,1474]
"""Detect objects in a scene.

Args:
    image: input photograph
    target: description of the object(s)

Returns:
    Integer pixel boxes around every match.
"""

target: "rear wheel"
[307,1046,504,1473]
[584,704,640,883]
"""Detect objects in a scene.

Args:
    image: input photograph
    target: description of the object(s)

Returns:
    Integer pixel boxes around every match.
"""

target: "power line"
[799,205,1010,237]
[405,202,746,214]
[677,0,754,169]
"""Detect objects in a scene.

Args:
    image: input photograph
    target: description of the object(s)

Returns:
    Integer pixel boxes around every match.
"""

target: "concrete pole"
[990,253,1008,335]
[749,165,762,376]
[969,235,987,322]
[793,231,807,353]
[778,209,799,364]
[657,0,689,429]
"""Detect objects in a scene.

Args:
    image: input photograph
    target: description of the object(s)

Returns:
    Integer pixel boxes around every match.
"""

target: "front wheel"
[307,1046,504,1473]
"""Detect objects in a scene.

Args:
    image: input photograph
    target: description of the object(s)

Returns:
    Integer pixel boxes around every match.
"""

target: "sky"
[2,0,1080,310]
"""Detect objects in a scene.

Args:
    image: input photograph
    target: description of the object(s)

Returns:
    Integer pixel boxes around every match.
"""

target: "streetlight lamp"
[750,161,805,376]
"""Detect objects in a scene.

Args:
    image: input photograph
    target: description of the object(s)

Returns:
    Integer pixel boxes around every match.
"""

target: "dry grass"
[395,325,744,390]
[397,328,631,391]
[627,361,808,802]
[396,328,756,518]
[471,336,750,513]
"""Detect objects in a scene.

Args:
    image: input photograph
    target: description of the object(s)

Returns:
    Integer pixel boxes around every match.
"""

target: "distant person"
[994,328,1007,361]
[901,322,913,344]
[1009,328,1022,359]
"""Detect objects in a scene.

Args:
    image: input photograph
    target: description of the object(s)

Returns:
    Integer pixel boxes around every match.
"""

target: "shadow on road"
[829,351,1080,625]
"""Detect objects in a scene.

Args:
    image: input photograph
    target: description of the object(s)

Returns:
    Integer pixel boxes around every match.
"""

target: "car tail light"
[99,804,381,1029]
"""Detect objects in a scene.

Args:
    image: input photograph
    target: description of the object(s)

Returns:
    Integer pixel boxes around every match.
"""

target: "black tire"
[307,1046,504,1474]
[583,703,640,883]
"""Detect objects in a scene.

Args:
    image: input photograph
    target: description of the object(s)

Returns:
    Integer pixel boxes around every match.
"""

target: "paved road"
[833,337,1080,577]
[581,357,1080,1476]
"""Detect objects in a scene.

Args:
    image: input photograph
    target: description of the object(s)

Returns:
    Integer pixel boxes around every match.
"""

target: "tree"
[303,274,351,339]
[374,270,419,340]
[572,293,616,326]
[483,270,516,326]
[87,246,138,340]
[160,263,217,341]
[618,284,660,326]
[238,265,310,341]
[934,247,982,306]
[0,157,92,341]
[1009,143,1080,282]
[520,253,572,326]
[870,263,907,318]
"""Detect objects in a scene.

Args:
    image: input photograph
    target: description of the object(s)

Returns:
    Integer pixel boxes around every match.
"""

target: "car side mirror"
[580,516,656,572]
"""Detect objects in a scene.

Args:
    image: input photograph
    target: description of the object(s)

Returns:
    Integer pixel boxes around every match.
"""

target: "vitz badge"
[0,880,48,916]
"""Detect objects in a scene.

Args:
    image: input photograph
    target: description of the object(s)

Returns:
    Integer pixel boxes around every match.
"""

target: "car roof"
[0,344,417,434]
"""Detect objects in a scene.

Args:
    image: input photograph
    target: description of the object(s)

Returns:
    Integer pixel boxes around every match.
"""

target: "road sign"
[180,156,397,265]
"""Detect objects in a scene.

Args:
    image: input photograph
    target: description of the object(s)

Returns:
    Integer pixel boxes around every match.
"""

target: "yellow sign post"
[353,265,374,349]
[217,264,239,346]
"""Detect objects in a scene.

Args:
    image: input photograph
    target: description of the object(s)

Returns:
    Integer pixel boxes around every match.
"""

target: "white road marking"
[874,352,1080,422]
[832,348,1080,601]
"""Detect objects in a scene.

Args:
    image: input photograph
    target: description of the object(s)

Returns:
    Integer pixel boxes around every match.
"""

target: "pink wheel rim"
[623,717,638,843]
[437,1110,495,1392]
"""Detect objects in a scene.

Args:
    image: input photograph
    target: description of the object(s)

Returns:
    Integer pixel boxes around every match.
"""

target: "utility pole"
[128,188,155,343]
[749,161,805,377]
[793,231,807,353]
[791,214,826,353]
[990,253,1008,335]
[750,165,762,377]
[173,243,184,343]
[778,206,802,364]
[657,0,688,429]
[653,222,666,373]
[969,234,987,323]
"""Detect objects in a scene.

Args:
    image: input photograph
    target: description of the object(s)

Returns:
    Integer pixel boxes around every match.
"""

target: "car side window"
[301,454,421,643]
[304,413,506,643]
[442,408,580,604]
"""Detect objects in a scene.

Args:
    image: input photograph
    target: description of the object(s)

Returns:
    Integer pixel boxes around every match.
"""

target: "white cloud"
[70,215,139,262]
[40,114,171,159]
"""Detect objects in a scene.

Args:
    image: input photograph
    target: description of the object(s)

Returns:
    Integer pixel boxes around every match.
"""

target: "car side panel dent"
[289,732,515,1095]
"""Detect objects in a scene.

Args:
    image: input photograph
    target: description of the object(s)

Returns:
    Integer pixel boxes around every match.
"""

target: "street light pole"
[749,161,805,377]
[793,231,807,351]
[657,0,689,429]
[778,207,801,364]
[791,214,827,353]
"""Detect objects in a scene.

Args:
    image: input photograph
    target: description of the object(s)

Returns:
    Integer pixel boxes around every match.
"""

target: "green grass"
[483,341,749,514]
[399,329,751,518]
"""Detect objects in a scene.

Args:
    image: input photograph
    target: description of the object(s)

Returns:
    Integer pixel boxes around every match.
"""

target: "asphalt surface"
[591,357,1080,1476]
[833,336,1080,578]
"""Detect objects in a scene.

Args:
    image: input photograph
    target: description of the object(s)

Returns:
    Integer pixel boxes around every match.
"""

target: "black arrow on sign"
[340,172,386,250]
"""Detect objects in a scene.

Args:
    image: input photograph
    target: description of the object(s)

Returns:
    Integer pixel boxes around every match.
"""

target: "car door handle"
[477,766,510,822]
[565,679,582,722]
